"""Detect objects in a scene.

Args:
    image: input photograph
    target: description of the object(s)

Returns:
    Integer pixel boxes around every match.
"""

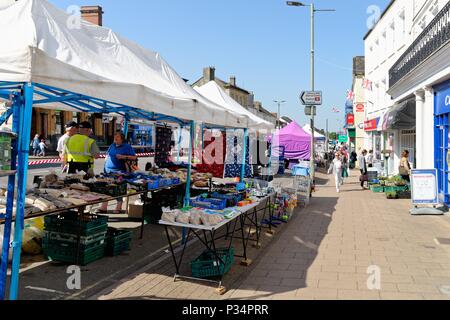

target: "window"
[398,10,406,44]
[389,21,395,54]
[429,0,439,16]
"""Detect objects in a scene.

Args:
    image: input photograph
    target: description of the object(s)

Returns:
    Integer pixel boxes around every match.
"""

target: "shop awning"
[381,98,416,130]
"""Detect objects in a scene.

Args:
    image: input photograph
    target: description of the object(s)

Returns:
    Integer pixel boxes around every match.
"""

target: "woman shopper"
[359,149,368,190]
[97,132,138,214]
[31,134,40,156]
[328,151,343,193]
[399,150,412,182]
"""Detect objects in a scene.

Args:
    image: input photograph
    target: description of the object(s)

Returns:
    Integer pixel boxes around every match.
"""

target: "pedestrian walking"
[31,134,40,156]
[359,149,368,189]
[399,150,411,183]
[38,139,47,157]
[328,151,343,193]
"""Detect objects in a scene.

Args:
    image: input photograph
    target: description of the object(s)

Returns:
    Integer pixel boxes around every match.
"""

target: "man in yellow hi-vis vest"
[63,121,101,176]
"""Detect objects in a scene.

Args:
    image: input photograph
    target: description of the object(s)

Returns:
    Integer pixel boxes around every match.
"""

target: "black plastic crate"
[86,182,128,197]
[44,211,108,236]
[105,227,132,256]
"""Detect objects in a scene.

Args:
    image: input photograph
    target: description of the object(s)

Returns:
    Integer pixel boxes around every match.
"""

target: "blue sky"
[49,0,390,132]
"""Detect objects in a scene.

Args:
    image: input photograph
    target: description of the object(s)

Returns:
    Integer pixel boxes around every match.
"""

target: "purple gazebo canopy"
[268,121,311,160]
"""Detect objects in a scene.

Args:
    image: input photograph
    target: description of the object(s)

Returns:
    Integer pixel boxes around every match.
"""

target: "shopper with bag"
[98,132,138,214]
[328,151,344,193]
[399,150,411,182]
[358,150,368,190]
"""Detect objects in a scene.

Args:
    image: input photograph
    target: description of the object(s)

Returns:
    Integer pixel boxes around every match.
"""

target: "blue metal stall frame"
[0,81,199,300]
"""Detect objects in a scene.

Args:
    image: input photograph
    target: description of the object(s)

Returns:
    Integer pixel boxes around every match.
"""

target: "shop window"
[55,111,63,135]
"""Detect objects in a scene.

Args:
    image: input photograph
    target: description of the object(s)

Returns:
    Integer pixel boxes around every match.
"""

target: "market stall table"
[158,195,273,294]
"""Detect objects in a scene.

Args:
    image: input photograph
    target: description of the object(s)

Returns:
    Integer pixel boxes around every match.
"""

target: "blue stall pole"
[240,128,249,182]
[182,121,195,244]
[0,94,20,300]
[9,83,34,300]
[177,126,182,163]
[123,116,129,138]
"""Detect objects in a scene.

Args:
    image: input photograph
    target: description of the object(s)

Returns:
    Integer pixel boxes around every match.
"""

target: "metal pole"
[182,121,195,244]
[0,94,20,300]
[310,3,316,181]
[123,116,129,138]
[241,128,249,182]
[278,103,281,129]
[177,126,182,163]
[10,83,34,300]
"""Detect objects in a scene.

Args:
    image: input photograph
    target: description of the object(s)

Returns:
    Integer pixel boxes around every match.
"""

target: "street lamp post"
[287,1,335,180]
[274,100,286,128]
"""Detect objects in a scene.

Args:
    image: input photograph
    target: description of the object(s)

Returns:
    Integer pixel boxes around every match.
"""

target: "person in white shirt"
[57,121,79,161]
[328,151,343,193]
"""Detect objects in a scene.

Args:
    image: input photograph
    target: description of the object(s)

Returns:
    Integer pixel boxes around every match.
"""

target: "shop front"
[434,79,450,205]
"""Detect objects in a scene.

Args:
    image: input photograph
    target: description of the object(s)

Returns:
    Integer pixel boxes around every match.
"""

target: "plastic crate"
[159,178,172,188]
[90,182,128,197]
[384,185,408,193]
[148,179,160,190]
[43,236,106,266]
[44,231,106,248]
[190,247,234,279]
[292,165,309,176]
[105,228,132,256]
[189,199,227,210]
[44,212,108,236]
[211,192,243,207]
[371,186,384,193]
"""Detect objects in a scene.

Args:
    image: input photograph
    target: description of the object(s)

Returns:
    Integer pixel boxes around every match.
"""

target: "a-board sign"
[411,169,439,205]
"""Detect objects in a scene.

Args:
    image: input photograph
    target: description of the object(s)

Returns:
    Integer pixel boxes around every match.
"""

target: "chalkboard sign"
[411,169,439,205]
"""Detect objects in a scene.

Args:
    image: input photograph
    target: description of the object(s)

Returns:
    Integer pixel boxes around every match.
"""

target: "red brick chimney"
[80,5,104,26]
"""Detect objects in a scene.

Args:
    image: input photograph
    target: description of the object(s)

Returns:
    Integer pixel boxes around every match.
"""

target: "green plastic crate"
[371,186,384,193]
[384,185,408,193]
[44,231,106,249]
[190,247,234,279]
[105,228,132,256]
[43,238,106,266]
[88,182,128,197]
[44,212,108,236]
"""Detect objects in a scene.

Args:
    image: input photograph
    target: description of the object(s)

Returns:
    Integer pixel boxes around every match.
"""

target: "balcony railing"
[389,1,450,88]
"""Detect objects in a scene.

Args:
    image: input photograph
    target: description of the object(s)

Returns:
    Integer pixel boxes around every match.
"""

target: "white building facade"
[364,0,450,185]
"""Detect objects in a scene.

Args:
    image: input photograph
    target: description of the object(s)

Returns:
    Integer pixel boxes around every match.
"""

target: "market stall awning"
[268,121,311,160]
[0,0,247,128]
[302,124,326,141]
[193,81,274,130]
[381,98,416,130]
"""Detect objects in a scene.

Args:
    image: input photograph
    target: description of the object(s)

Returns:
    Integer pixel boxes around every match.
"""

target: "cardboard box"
[128,204,143,218]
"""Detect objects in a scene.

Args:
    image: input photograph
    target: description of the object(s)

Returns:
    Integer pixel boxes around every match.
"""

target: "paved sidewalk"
[95,171,450,300]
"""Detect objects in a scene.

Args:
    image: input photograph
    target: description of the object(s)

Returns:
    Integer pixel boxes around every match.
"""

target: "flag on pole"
[362,78,373,91]
[346,90,355,101]
[331,107,340,113]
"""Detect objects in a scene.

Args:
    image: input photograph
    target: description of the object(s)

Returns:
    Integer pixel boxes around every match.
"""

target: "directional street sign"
[300,91,322,106]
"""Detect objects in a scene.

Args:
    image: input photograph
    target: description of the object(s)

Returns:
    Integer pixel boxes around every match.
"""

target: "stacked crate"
[43,211,108,266]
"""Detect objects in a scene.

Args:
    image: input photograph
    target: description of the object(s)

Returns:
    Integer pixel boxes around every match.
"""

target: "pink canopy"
[268,121,311,160]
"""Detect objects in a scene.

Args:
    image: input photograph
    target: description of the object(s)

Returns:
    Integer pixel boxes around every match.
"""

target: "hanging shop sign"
[355,103,365,112]
[411,169,439,205]
[435,81,450,115]
[346,114,355,126]
[338,135,348,143]
[364,118,379,131]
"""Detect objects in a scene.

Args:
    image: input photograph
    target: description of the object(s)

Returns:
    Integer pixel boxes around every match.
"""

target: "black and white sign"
[300,91,322,106]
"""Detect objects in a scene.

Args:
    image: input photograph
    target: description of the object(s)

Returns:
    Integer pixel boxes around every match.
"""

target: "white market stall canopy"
[194,81,274,130]
[0,0,249,128]
[302,124,326,141]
